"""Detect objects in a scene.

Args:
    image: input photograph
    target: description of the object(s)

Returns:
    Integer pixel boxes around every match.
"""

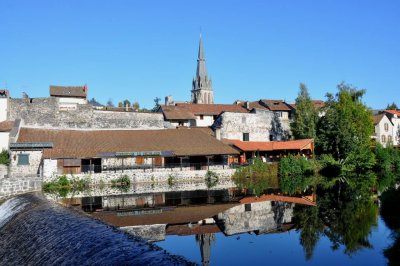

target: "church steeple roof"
[196,34,208,79]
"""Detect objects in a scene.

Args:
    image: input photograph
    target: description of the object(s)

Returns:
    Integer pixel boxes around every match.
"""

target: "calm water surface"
[53,182,399,266]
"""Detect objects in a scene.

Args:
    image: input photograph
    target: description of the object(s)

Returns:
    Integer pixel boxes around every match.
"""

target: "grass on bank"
[42,175,90,197]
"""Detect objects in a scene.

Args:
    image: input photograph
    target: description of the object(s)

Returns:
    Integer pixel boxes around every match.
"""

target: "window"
[384,123,389,132]
[200,115,204,120]
[388,135,392,143]
[243,133,249,141]
[18,154,30,165]
[382,135,386,143]
[245,204,252,212]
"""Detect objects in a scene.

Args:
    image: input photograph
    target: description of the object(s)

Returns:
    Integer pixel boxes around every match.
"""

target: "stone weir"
[0,194,194,265]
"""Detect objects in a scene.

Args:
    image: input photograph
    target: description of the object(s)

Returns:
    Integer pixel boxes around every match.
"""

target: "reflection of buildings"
[78,191,314,265]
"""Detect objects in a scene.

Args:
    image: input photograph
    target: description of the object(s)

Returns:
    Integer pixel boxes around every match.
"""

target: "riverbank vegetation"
[43,175,90,197]
[235,83,399,197]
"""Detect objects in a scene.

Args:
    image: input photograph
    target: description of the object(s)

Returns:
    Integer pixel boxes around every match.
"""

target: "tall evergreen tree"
[386,102,398,110]
[291,83,318,140]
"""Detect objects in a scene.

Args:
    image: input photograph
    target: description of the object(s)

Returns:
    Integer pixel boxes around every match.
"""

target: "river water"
[50,182,400,266]
[1,182,399,265]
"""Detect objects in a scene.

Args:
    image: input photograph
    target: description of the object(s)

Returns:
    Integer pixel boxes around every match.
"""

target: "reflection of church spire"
[196,233,215,266]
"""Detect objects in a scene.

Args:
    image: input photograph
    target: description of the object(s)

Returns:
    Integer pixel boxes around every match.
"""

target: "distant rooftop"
[49,85,87,98]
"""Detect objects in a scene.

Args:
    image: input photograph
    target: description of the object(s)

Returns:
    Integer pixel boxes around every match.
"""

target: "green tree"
[152,97,161,112]
[291,83,318,140]
[106,99,114,107]
[132,101,140,111]
[386,102,398,110]
[122,99,131,107]
[316,83,374,160]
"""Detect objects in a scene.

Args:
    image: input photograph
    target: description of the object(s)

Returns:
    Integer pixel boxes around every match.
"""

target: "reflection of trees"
[294,186,378,260]
[294,204,324,260]
[380,189,400,266]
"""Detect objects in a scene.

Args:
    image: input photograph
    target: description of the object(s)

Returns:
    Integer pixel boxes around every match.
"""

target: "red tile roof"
[0,120,15,132]
[224,139,314,152]
[16,127,239,159]
[160,105,196,120]
[260,100,292,111]
[240,194,316,206]
[384,109,400,116]
[290,100,325,110]
[174,103,248,116]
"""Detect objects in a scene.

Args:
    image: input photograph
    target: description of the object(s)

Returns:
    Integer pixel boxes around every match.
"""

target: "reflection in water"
[294,186,379,259]
[380,189,400,266]
[46,180,399,265]
[196,233,215,266]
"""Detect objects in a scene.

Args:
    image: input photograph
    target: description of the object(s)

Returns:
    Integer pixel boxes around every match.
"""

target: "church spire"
[196,33,208,79]
[191,33,214,104]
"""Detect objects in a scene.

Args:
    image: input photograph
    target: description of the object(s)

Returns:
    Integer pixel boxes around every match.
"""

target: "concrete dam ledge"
[0,193,195,265]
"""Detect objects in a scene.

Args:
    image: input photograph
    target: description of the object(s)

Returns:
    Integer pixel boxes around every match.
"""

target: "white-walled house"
[383,110,400,146]
[0,120,14,151]
[160,103,248,127]
[0,90,9,122]
[373,113,395,147]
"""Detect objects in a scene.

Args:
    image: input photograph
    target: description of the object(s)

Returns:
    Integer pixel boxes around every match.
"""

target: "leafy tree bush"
[233,158,278,196]
[279,155,316,195]
[0,149,10,166]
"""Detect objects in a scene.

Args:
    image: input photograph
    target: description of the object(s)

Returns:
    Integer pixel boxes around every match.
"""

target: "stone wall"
[214,111,273,141]
[216,200,294,235]
[9,150,42,177]
[0,165,8,179]
[0,176,42,199]
[44,168,235,184]
[8,98,164,129]
[44,178,236,199]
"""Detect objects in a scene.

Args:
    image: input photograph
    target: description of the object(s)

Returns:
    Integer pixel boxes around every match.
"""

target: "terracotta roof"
[16,128,239,158]
[0,120,15,132]
[240,194,316,206]
[166,224,221,236]
[173,103,248,116]
[49,85,87,98]
[290,100,325,110]
[384,109,400,116]
[373,113,386,125]
[260,100,292,111]
[224,139,314,152]
[92,203,238,227]
[246,101,265,110]
[160,105,196,120]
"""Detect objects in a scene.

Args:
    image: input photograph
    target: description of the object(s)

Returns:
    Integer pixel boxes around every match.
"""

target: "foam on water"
[0,196,28,229]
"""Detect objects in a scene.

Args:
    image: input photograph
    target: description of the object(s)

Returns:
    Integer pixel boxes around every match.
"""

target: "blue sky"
[1,0,399,109]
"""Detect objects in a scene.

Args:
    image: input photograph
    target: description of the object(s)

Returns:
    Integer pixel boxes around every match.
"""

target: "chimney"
[125,103,129,111]
[245,101,250,110]
[165,95,173,106]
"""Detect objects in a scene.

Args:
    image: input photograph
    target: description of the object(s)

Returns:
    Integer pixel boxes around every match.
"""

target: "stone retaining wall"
[0,176,42,199]
[49,168,235,184]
